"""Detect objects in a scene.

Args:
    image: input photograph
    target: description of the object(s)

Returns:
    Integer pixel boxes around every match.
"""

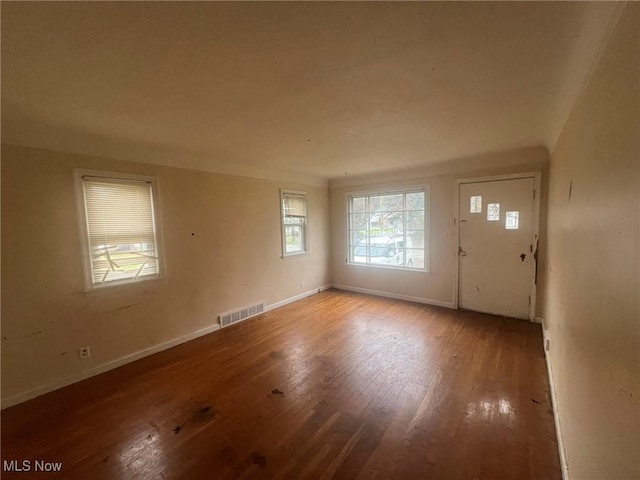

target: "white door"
[458,177,537,319]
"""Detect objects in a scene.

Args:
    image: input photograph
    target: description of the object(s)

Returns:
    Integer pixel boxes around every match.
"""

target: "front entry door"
[458,177,537,319]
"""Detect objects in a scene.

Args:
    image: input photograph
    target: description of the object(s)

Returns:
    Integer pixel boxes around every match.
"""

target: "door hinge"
[533,190,536,200]
[530,244,533,253]
[528,296,531,306]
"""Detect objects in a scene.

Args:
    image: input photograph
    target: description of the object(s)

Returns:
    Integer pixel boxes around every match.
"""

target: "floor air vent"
[219,302,265,328]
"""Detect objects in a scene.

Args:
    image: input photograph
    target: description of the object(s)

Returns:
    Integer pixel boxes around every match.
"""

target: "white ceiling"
[1,2,621,186]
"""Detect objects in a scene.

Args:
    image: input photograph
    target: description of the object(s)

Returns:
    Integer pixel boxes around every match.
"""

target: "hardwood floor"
[1,290,561,479]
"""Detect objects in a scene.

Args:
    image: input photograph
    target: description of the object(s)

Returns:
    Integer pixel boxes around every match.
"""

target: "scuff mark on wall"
[119,303,142,311]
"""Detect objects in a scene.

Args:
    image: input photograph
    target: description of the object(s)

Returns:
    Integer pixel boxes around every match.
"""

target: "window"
[470,195,482,213]
[505,211,519,229]
[487,203,500,221]
[281,190,308,257]
[348,189,426,271]
[76,172,162,289]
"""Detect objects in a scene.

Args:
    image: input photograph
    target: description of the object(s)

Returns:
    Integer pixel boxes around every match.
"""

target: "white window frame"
[280,189,308,258]
[346,187,429,272]
[74,169,165,291]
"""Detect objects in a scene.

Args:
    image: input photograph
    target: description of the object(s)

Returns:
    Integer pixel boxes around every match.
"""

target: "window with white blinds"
[281,190,308,257]
[78,174,161,288]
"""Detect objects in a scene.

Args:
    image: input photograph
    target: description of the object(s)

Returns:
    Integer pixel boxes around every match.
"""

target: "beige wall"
[544,4,639,479]
[330,147,549,311]
[1,145,331,405]
[2,10,636,478]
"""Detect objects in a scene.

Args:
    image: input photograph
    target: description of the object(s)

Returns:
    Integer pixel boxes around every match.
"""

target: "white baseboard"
[331,284,455,309]
[265,284,332,311]
[533,316,544,325]
[1,322,221,410]
[543,327,570,480]
[2,284,333,410]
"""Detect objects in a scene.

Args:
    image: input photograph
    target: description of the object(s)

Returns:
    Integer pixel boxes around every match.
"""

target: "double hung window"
[281,190,308,257]
[77,172,162,288]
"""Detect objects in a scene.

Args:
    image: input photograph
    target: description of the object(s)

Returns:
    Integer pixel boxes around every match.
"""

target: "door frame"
[453,172,542,320]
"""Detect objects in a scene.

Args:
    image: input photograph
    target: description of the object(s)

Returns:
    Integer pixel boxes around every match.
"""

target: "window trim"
[280,189,309,259]
[345,186,429,272]
[74,169,165,292]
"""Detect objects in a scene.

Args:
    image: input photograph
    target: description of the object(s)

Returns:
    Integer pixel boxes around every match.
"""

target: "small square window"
[487,203,500,221]
[506,211,519,229]
[470,196,482,213]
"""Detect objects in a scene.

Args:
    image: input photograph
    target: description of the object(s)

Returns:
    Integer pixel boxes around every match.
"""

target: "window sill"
[346,262,429,274]
[282,251,309,260]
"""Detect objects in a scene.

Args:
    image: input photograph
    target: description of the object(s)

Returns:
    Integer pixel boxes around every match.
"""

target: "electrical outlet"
[78,346,91,359]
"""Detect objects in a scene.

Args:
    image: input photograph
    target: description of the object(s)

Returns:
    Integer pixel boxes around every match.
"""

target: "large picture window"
[348,189,427,271]
[281,190,308,257]
[77,172,162,289]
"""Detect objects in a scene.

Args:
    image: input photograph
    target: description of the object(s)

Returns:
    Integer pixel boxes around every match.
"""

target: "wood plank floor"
[1,290,561,479]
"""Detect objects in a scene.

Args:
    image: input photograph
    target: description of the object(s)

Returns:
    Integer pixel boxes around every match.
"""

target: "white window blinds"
[283,194,307,218]
[81,176,160,286]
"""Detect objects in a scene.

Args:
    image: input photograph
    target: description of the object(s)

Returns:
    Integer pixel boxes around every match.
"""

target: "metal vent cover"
[219,302,265,328]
